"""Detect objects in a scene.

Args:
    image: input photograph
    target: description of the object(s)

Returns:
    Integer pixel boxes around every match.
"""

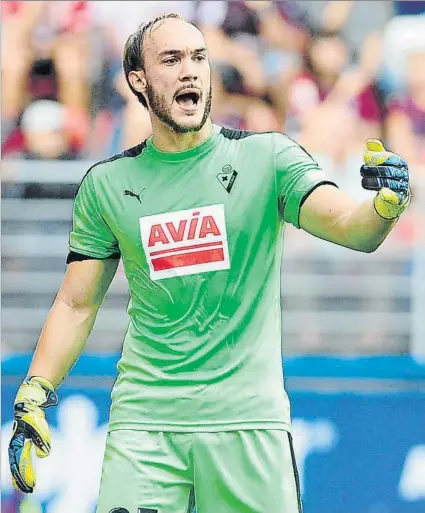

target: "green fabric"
[193,430,300,513]
[70,171,120,259]
[97,430,194,513]
[97,430,300,513]
[69,125,332,432]
[276,137,333,228]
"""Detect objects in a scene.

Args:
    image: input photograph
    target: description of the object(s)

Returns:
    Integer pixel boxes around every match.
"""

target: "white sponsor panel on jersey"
[139,204,230,280]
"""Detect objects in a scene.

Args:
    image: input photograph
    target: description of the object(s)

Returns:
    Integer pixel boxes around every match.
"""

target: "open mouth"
[175,90,200,108]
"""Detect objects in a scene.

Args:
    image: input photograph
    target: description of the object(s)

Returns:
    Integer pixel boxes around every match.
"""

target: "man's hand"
[361,139,410,220]
[8,376,58,493]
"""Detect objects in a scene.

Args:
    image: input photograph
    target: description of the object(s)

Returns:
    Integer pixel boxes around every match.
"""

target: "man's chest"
[99,155,277,279]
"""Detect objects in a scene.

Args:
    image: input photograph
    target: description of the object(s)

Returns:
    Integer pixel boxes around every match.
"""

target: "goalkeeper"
[9,13,410,513]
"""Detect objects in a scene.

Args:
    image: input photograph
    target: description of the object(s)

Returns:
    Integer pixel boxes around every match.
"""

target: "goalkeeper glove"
[361,139,410,220]
[8,376,58,493]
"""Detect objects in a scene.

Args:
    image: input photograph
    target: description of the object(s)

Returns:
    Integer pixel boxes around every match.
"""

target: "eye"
[194,54,206,62]
[164,57,179,65]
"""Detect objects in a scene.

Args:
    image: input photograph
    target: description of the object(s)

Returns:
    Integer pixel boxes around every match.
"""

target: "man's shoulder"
[217,126,296,151]
[84,141,148,181]
[218,126,277,143]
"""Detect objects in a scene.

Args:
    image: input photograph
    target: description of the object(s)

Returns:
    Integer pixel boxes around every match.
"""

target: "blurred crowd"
[2,0,425,167]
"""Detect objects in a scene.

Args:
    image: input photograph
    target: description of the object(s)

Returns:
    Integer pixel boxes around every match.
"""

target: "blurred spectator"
[380,13,425,93]
[294,0,393,63]
[386,50,425,166]
[241,1,311,124]
[1,1,44,140]
[1,1,94,150]
[244,99,280,132]
[211,64,246,129]
[202,1,268,97]
[211,63,279,131]
[285,32,382,164]
[5,100,79,160]
[207,1,311,125]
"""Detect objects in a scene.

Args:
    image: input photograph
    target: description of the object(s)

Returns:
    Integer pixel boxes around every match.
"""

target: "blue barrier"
[3,353,425,380]
[2,355,425,513]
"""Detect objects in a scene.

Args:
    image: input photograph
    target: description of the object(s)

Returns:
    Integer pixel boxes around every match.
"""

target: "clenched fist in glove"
[361,139,410,220]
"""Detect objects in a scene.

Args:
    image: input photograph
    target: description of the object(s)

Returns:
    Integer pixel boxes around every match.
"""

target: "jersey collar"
[146,124,221,162]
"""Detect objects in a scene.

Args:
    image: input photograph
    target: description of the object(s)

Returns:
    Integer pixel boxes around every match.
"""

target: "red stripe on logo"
[152,248,225,271]
[150,241,222,257]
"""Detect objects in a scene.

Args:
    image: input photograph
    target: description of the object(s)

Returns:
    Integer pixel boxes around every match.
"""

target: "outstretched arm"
[299,185,396,253]
[299,140,410,253]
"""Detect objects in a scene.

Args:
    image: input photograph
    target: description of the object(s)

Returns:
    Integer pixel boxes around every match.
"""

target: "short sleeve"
[275,134,336,228]
[68,171,120,260]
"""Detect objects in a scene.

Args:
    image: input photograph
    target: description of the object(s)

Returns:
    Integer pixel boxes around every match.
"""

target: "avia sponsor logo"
[139,204,230,280]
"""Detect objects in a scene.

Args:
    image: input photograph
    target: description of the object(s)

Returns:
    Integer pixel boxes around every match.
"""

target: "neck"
[151,119,213,152]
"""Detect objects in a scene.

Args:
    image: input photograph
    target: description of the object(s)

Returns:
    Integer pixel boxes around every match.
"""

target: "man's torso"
[69,125,328,431]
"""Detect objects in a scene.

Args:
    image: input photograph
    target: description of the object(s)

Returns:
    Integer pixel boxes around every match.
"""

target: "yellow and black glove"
[361,139,411,220]
[8,376,58,493]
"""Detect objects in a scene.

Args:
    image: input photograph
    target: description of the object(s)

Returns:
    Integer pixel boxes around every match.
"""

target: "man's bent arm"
[299,185,397,253]
[28,258,119,388]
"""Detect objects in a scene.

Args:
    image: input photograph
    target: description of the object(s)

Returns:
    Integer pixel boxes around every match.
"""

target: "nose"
[179,57,198,83]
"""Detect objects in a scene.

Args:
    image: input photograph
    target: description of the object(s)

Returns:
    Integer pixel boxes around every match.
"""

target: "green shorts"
[96,429,302,513]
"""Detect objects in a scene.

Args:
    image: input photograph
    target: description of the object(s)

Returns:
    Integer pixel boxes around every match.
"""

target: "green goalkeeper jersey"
[68,124,334,432]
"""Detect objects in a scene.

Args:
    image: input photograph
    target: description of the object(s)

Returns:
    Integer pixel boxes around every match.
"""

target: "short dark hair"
[123,12,192,108]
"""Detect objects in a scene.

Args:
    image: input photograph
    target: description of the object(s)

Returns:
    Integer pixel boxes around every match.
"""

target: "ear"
[128,70,147,95]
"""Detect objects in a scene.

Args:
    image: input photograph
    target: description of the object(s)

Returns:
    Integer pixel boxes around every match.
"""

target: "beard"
[145,81,212,134]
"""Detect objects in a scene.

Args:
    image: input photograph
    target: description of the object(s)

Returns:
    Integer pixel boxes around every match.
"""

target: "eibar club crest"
[139,204,230,280]
[217,164,238,193]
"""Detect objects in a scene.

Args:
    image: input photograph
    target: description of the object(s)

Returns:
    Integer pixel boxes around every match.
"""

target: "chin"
[172,115,206,134]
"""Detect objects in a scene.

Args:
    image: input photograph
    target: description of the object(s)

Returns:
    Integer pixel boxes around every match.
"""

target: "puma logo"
[123,187,146,204]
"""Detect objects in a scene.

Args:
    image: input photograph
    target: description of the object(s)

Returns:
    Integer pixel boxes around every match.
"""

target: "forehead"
[144,18,206,57]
